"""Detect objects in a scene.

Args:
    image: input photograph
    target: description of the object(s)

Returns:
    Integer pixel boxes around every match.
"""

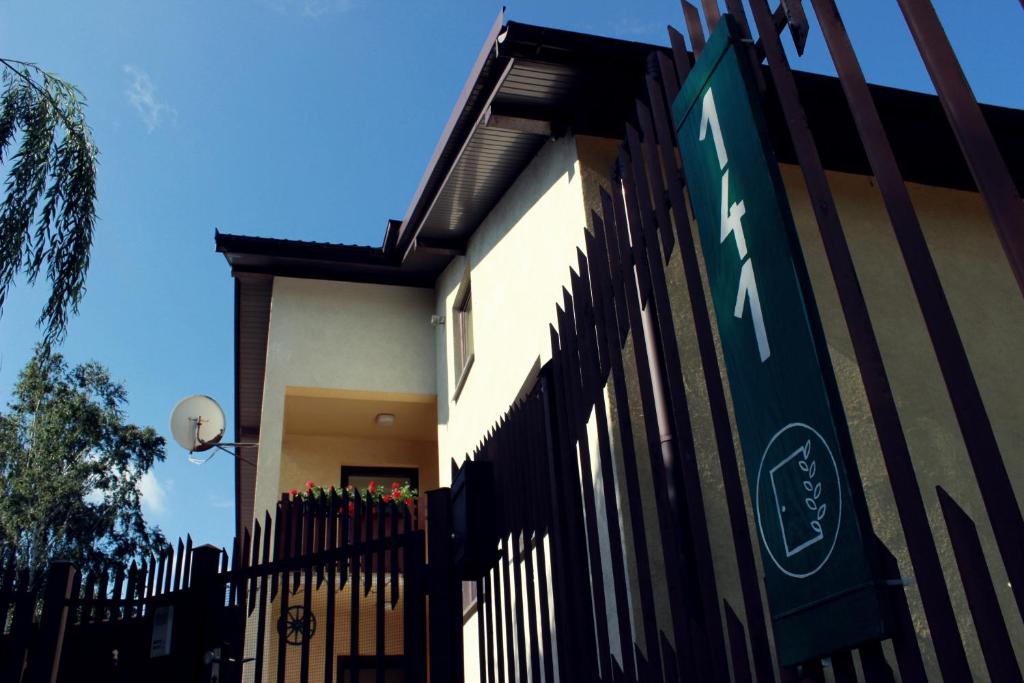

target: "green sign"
[672,15,889,665]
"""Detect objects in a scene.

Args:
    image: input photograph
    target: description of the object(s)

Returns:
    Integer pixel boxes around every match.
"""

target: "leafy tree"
[0,346,166,576]
[0,59,98,345]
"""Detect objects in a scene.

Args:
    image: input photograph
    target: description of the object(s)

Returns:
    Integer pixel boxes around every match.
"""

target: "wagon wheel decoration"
[278,606,316,646]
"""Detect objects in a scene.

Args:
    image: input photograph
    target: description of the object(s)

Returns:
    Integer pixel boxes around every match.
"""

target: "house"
[216,8,1024,682]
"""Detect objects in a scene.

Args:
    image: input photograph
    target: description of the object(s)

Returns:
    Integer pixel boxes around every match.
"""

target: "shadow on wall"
[435,135,579,430]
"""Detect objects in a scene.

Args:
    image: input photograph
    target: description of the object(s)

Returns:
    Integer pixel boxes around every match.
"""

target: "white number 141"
[699,87,770,362]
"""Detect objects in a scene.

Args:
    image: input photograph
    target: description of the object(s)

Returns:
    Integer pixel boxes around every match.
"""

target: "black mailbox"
[451,460,498,580]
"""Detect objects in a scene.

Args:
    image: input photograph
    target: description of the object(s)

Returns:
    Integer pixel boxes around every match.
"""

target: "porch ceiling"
[283,392,438,442]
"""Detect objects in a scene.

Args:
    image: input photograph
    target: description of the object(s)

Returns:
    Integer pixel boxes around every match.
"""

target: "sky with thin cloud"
[123,65,177,133]
[0,0,1020,551]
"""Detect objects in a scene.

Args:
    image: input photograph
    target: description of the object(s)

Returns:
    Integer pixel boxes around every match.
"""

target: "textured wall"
[254,278,436,525]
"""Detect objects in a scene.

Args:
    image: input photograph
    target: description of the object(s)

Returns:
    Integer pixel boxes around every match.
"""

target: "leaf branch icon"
[797,439,827,535]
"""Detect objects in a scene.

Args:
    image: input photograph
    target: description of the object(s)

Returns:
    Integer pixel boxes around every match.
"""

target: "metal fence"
[466,1,1023,681]
[0,493,430,683]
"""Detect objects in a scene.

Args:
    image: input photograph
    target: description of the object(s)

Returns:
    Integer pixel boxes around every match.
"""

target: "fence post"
[26,562,77,683]
[0,572,36,683]
[181,545,222,683]
[427,488,463,683]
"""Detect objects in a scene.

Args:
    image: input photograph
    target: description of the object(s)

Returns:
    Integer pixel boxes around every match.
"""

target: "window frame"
[340,465,419,492]
[451,281,474,401]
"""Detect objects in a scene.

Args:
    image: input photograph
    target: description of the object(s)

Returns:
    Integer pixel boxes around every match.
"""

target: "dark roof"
[217,14,668,287]
[216,230,437,288]
[394,17,664,260]
[216,17,1024,287]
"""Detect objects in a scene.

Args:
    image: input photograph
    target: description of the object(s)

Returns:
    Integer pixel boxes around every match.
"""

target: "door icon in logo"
[769,440,825,557]
[755,423,842,579]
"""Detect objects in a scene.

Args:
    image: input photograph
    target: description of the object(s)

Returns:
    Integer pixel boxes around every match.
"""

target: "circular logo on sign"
[754,423,842,579]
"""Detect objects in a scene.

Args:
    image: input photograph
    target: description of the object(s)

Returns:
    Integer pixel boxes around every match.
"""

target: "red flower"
[404,498,413,507]
[305,480,315,490]
[288,488,298,497]
[382,494,392,503]
[347,501,355,514]
[392,481,400,490]
[368,481,376,493]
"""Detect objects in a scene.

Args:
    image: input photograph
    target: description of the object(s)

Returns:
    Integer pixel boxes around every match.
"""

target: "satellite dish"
[170,395,226,453]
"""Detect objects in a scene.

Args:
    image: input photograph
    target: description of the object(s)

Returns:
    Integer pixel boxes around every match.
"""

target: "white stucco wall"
[433,134,627,682]
[253,277,436,522]
[434,134,596,472]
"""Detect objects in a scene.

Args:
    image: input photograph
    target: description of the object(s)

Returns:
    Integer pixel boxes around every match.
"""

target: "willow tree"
[0,59,98,344]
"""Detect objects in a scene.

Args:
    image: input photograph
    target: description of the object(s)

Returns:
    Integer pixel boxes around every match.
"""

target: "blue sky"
[0,0,1020,552]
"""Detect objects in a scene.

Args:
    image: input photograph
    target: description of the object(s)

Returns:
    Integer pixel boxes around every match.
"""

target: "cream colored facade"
[250,133,609,528]
[435,134,619,473]
[253,277,438,525]
[645,164,1024,680]
[241,130,1023,681]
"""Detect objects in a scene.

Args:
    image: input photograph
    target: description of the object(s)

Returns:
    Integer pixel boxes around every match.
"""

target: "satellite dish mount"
[170,395,257,465]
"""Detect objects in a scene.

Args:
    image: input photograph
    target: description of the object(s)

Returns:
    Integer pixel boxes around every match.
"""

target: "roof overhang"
[215,17,667,286]
[395,18,664,262]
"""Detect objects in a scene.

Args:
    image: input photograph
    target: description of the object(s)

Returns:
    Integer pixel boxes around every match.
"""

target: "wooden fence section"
[0,492,428,683]
[0,549,41,682]
[466,1,1023,682]
[223,491,427,683]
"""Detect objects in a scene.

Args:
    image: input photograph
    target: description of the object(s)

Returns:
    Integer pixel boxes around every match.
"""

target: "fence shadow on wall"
[464,1,1024,681]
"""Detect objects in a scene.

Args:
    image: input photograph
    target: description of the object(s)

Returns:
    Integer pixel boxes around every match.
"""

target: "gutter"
[394,8,507,255]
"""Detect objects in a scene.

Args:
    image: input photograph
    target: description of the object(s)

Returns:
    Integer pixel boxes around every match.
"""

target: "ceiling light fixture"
[375,413,396,427]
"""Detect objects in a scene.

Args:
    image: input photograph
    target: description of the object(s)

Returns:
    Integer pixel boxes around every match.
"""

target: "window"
[452,281,474,400]
[340,465,418,492]
[462,581,478,621]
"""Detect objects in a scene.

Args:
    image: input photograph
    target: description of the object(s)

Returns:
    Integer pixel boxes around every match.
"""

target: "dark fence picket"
[97,569,110,622]
[82,572,97,624]
[111,565,125,622]
[363,498,374,599]
[524,395,556,683]
[349,491,364,683]
[857,641,897,683]
[586,217,664,683]
[277,496,294,683]
[513,404,542,683]
[157,548,169,598]
[574,253,638,680]
[938,487,1024,682]
[123,562,138,621]
[166,544,177,595]
[175,538,186,593]
[499,416,528,683]
[894,0,1024,292]
[254,513,272,683]
[324,491,337,683]
[545,326,598,682]
[375,503,388,683]
[238,529,250,612]
[300,498,314,683]
[0,570,34,682]
[389,499,400,609]
[145,554,155,606]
